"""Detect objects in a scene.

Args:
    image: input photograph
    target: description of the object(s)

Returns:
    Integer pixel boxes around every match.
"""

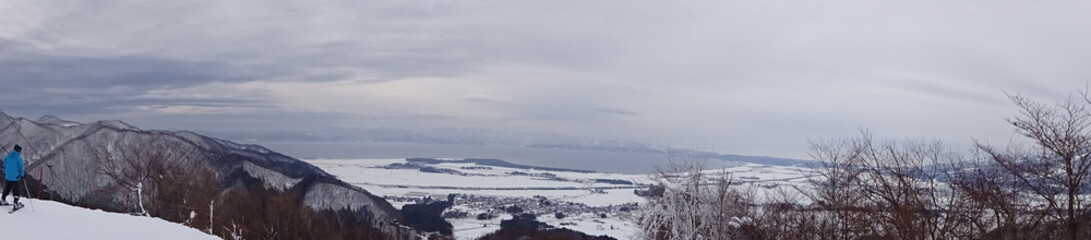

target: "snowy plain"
[310,159,649,207]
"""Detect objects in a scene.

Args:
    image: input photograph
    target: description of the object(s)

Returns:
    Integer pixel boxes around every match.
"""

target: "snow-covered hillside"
[0,113,406,236]
[1,200,217,240]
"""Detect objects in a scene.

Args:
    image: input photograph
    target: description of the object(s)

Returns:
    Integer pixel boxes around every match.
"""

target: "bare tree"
[802,131,983,239]
[975,94,1091,240]
[805,136,869,239]
[948,149,1043,239]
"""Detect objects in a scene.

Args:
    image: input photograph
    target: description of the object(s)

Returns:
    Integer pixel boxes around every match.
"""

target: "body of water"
[246,141,729,174]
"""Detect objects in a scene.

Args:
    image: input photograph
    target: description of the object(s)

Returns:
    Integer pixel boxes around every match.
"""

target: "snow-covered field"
[307,158,815,240]
[311,159,648,206]
[1,200,218,240]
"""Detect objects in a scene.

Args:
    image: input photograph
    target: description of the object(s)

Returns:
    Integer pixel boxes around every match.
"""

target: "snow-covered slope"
[2,200,218,240]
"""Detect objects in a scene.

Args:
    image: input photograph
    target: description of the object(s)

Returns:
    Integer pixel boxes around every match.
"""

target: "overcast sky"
[1,0,1090,158]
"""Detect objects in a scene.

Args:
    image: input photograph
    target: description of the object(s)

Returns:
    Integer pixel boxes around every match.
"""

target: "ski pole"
[21,177,31,210]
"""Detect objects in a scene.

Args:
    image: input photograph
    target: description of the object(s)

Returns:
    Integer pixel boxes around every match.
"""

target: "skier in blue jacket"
[2,145,24,208]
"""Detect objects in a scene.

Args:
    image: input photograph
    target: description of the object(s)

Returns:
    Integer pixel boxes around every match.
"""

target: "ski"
[8,203,23,213]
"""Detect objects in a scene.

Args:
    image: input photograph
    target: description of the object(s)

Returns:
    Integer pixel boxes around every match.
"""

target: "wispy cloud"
[462,94,512,104]
[595,107,639,117]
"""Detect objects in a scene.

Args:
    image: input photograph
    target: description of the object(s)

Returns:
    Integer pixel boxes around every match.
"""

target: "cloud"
[1,0,1091,158]
[134,105,260,115]
[462,94,511,104]
[594,107,640,117]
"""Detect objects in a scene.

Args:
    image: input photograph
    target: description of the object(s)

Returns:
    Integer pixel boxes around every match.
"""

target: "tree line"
[640,93,1091,240]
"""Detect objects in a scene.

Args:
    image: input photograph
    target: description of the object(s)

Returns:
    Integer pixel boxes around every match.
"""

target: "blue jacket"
[3,151,23,181]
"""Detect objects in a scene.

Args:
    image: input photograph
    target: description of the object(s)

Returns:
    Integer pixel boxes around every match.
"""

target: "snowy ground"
[0,200,218,240]
[308,158,815,240]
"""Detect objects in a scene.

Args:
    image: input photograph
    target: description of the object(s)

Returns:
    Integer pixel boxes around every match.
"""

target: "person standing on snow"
[1,144,24,208]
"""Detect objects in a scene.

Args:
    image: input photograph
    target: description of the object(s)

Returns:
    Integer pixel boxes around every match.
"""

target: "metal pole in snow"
[36,168,42,199]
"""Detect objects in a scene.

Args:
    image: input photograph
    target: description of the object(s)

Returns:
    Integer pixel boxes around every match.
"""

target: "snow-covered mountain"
[0,113,410,237]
